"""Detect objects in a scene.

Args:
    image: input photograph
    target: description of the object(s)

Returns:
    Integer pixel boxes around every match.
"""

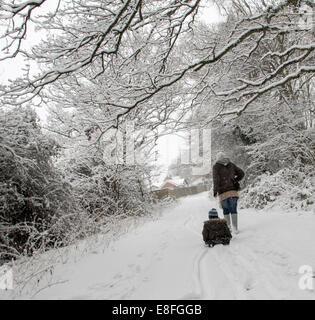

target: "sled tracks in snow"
[181,213,293,300]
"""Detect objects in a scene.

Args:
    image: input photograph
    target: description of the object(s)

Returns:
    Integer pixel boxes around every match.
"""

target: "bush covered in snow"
[66,160,154,221]
[0,108,73,261]
[0,108,156,263]
[239,166,315,212]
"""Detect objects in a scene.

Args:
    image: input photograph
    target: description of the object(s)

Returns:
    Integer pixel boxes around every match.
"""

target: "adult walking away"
[212,152,245,234]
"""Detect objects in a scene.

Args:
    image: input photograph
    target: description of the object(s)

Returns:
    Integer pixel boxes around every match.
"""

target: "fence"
[152,184,209,200]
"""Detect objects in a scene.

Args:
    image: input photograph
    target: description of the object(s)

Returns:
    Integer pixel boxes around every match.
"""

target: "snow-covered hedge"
[239,166,315,212]
[0,107,158,263]
[0,108,73,262]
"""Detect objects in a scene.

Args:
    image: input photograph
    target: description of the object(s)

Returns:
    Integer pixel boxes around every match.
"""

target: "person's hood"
[216,158,230,166]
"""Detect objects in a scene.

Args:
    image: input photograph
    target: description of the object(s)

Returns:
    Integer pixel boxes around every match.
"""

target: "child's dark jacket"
[202,218,232,244]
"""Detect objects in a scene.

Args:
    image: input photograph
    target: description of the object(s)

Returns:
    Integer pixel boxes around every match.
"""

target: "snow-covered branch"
[0,0,47,60]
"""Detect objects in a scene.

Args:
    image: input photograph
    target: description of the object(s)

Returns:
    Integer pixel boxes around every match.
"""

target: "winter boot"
[231,214,239,234]
[224,214,231,231]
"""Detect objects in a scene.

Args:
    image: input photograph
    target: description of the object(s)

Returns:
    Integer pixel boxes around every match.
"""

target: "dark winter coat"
[202,219,232,244]
[212,159,244,197]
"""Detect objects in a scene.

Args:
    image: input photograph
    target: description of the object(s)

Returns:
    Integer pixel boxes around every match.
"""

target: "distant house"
[160,177,189,190]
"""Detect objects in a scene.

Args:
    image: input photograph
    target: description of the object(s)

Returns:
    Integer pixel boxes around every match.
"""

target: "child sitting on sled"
[202,208,232,247]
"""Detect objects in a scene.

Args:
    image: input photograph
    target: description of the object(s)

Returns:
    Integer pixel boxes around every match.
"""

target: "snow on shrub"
[239,166,315,212]
[0,108,74,262]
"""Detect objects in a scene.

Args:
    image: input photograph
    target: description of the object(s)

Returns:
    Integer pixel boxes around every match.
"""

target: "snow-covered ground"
[2,192,315,300]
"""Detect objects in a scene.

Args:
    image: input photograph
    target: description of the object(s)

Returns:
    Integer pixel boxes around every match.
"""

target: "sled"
[205,236,231,248]
[202,219,232,248]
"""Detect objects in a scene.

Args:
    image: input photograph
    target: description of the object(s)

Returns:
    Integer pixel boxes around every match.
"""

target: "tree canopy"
[0,0,313,132]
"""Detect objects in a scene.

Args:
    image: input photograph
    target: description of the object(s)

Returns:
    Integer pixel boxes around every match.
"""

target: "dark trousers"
[221,197,238,215]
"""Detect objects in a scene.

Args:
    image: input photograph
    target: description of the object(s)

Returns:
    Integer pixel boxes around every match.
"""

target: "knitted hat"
[208,208,218,219]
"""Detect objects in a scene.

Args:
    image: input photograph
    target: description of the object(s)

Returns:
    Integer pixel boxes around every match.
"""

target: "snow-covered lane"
[19,192,315,300]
